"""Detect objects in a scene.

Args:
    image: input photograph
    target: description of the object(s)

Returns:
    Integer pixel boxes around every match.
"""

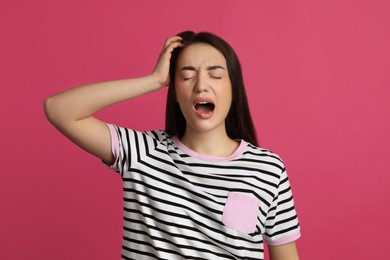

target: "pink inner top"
[106,124,119,168]
[173,136,248,162]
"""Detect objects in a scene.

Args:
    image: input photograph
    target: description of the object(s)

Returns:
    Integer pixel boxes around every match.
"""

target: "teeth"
[198,101,208,104]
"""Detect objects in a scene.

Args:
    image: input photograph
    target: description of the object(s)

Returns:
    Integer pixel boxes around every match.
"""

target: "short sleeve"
[102,124,120,171]
[263,169,301,246]
[102,123,168,176]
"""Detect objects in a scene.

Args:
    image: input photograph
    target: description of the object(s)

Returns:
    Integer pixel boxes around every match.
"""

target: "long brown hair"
[165,31,258,146]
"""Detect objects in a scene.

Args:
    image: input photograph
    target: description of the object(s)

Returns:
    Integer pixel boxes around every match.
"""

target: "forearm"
[43,36,183,163]
[44,74,161,123]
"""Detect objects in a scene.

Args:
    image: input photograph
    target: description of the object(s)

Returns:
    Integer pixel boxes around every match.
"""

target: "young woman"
[45,31,301,260]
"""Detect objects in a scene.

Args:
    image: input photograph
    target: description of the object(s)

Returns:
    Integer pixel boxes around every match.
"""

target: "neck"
[180,129,239,157]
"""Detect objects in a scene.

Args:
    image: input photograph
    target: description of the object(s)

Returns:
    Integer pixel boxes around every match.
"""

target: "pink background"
[1,1,389,259]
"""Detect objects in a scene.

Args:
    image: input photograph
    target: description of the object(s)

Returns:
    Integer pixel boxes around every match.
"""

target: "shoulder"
[144,130,172,143]
[130,129,174,149]
[243,142,286,174]
[107,124,173,146]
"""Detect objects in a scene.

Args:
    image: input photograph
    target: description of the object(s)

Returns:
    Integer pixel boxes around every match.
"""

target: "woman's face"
[174,43,232,136]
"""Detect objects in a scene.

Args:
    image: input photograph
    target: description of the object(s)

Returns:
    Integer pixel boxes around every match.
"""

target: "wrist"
[150,72,169,90]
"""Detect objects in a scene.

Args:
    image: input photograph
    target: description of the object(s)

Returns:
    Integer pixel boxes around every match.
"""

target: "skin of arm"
[44,36,184,164]
[268,242,300,260]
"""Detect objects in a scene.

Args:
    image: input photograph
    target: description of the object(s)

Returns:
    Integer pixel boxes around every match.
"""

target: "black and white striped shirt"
[105,124,300,260]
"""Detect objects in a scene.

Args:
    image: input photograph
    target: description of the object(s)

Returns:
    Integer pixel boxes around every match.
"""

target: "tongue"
[196,104,213,114]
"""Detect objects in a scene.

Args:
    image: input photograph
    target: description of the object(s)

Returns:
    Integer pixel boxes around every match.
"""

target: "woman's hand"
[44,35,186,164]
[152,36,184,88]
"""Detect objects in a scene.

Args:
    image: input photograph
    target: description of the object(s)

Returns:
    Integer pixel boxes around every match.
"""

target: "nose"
[193,73,209,93]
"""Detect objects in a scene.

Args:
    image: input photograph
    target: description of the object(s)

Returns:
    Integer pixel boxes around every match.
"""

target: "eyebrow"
[180,65,226,71]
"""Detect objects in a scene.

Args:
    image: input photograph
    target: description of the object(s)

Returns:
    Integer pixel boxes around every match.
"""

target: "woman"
[45,31,301,260]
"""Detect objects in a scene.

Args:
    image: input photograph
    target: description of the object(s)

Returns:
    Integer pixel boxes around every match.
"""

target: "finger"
[164,36,183,48]
[167,40,185,50]
[161,43,184,61]
[160,41,184,59]
[165,36,183,45]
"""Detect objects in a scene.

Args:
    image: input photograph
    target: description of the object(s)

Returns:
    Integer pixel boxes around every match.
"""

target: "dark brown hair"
[165,31,258,146]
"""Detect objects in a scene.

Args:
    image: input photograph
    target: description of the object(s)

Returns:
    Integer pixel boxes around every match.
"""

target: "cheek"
[175,87,191,111]
[174,82,184,100]
[174,86,183,102]
[220,85,233,111]
[175,82,193,97]
[222,98,232,112]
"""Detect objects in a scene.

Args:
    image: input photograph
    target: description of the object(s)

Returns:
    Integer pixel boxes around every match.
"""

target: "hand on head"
[152,36,184,88]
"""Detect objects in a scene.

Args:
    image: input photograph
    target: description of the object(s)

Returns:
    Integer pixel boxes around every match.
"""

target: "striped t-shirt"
[105,124,300,260]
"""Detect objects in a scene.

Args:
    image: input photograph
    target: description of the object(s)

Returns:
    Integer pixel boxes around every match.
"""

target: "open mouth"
[194,101,215,114]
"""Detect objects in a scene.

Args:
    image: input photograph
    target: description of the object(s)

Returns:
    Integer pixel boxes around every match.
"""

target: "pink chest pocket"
[222,192,260,234]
